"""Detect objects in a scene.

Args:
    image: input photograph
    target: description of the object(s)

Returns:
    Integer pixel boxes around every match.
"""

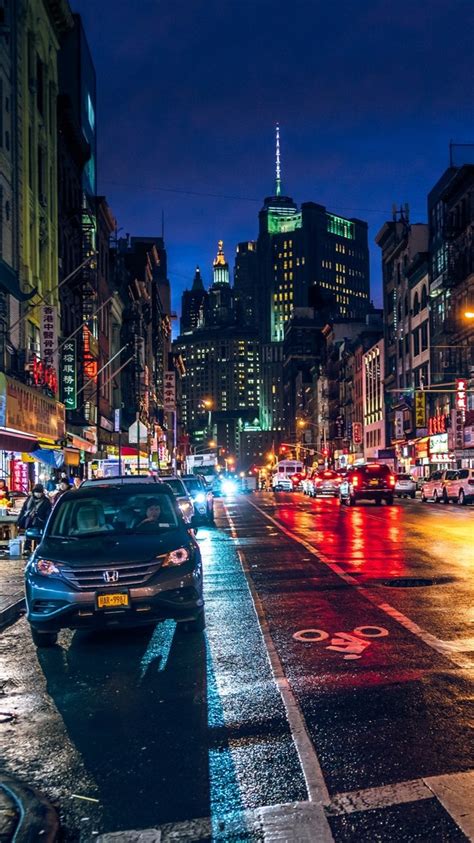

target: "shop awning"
[67,432,97,454]
[120,446,148,458]
[30,449,64,468]
[0,429,38,452]
[0,258,37,302]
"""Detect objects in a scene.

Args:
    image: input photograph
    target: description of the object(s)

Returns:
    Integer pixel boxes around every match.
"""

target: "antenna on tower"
[275,123,281,196]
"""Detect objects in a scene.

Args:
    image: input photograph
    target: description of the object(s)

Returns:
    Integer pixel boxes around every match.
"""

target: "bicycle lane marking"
[245,497,472,669]
[223,507,335,842]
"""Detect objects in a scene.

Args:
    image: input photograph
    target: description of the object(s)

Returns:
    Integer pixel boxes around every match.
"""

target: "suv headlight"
[194,492,206,504]
[34,559,60,577]
[163,547,190,567]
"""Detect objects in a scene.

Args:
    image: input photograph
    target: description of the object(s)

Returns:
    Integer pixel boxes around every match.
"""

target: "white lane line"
[327,778,434,815]
[224,506,334,841]
[246,498,472,670]
[424,770,474,841]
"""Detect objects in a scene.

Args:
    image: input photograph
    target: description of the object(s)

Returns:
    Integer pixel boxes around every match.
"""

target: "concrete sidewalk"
[0,554,25,628]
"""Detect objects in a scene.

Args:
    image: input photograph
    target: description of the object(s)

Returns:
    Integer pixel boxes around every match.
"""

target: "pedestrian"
[17,484,52,554]
[52,478,71,506]
[59,471,72,486]
[73,477,82,489]
[45,474,57,493]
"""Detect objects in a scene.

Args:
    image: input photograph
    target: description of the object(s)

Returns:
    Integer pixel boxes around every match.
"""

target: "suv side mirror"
[190,514,200,533]
[25,527,43,540]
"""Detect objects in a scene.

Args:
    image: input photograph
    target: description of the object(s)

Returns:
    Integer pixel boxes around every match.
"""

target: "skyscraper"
[180,267,207,334]
[257,126,371,432]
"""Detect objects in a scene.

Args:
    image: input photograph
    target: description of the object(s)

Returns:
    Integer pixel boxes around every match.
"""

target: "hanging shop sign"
[0,373,65,440]
[415,438,429,460]
[61,339,77,410]
[352,422,362,445]
[163,371,176,412]
[456,379,467,421]
[394,411,404,440]
[40,305,58,372]
[452,408,464,451]
[414,392,426,428]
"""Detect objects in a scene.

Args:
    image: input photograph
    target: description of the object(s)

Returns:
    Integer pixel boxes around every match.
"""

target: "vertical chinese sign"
[163,371,176,412]
[61,339,77,411]
[40,305,58,372]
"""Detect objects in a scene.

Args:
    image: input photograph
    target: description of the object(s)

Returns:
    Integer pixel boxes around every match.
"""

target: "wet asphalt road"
[0,492,472,841]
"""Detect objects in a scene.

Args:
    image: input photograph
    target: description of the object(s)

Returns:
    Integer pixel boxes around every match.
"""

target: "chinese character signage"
[352,422,362,445]
[9,459,29,492]
[414,392,426,428]
[394,411,404,440]
[40,305,58,371]
[456,379,467,421]
[428,412,447,436]
[163,371,176,411]
[61,339,77,411]
[0,373,65,439]
[83,325,98,381]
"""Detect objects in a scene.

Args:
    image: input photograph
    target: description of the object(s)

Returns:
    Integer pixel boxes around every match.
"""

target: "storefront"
[428,433,456,470]
[91,445,150,478]
[414,437,430,480]
[0,373,65,491]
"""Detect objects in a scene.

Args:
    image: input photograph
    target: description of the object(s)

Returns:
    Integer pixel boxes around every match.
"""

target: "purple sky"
[73,0,473,320]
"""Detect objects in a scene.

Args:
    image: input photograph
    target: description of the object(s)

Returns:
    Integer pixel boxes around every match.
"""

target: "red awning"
[0,430,39,452]
[119,446,148,458]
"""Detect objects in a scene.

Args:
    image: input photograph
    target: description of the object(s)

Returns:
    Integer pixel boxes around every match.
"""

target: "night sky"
[73,0,472,322]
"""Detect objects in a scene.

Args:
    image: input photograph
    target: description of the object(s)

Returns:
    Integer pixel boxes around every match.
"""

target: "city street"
[0,492,472,841]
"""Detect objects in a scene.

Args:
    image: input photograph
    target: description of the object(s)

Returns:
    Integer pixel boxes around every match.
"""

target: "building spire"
[275,122,281,196]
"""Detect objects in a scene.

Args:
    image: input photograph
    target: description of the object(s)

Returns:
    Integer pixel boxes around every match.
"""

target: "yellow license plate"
[370,479,379,486]
[97,593,129,609]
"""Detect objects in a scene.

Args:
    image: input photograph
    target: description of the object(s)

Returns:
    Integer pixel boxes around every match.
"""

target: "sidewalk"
[0,554,25,628]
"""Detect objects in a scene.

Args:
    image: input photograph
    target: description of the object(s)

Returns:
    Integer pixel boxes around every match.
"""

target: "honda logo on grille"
[103,570,119,584]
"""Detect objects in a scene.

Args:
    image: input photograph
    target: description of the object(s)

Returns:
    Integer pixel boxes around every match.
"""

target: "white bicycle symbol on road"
[292,625,389,660]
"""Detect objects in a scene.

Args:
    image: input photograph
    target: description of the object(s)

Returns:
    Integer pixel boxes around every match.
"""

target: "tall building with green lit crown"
[257,125,370,430]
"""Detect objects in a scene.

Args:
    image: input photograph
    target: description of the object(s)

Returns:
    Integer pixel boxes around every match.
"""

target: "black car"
[339,463,396,506]
[24,482,204,647]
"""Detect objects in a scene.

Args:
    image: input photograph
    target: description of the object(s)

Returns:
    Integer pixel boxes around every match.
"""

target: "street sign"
[114,408,121,432]
[414,392,426,428]
[128,420,148,443]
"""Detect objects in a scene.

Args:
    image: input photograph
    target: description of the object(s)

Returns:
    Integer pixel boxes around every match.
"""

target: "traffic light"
[280,445,287,454]
[322,448,329,458]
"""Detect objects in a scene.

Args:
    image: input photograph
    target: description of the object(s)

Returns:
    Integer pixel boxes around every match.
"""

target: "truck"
[185,453,219,484]
[272,459,304,491]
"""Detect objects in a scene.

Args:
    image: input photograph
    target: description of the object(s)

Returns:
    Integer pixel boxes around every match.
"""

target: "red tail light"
[352,476,359,487]
[389,474,396,486]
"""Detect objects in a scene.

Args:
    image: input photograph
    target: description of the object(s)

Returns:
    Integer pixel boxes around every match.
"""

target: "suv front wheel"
[385,496,394,505]
[31,628,58,648]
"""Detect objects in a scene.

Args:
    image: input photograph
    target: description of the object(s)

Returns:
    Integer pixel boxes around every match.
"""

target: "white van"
[272,460,303,491]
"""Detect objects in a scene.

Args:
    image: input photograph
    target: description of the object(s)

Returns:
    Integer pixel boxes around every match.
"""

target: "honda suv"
[339,463,395,506]
[24,482,204,647]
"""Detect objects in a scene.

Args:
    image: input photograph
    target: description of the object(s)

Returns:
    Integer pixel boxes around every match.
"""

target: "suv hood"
[35,528,192,568]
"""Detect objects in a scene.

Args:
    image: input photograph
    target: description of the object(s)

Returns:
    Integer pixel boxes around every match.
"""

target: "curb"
[0,595,25,630]
[0,778,60,842]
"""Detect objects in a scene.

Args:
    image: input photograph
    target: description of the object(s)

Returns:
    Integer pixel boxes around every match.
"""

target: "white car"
[394,473,416,499]
[421,470,457,503]
[272,474,293,492]
[442,468,474,505]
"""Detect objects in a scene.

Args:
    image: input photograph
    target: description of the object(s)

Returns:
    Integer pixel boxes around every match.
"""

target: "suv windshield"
[47,490,180,538]
[161,478,187,497]
[182,478,202,494]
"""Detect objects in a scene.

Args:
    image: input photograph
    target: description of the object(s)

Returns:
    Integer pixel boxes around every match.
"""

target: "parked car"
[312,469,341,498]
[181,474,214,524]
[339,463,395,506]
[442,468,474,505]
[24,482,204,647]
[157,475,194,522]
[421,470,457,503]
[81,475,161,487]
[394,473,416,499]
[302,470,317,495]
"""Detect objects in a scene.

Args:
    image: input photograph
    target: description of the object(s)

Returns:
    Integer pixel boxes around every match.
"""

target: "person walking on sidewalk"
[52,478,72,507]
[17,484,52,554]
